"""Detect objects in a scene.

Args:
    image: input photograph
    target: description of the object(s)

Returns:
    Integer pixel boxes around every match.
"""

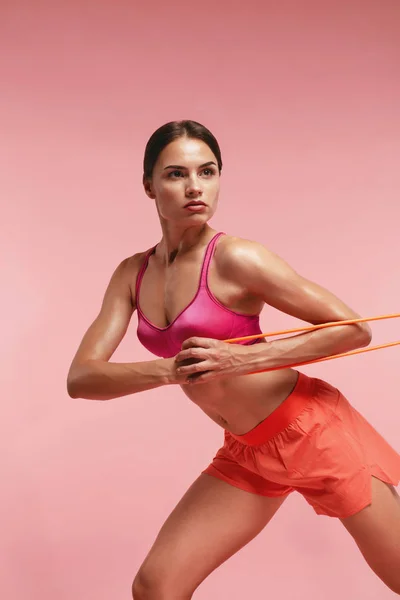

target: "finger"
[177,361,212,375]
[188,370,216,384]
[181,337,215,350]
[175,347,206,362]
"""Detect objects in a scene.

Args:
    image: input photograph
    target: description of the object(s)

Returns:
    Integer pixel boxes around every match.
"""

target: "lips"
[184,201,206,208]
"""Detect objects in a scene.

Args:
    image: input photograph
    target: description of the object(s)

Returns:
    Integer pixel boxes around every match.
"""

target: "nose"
[185,174,202,197]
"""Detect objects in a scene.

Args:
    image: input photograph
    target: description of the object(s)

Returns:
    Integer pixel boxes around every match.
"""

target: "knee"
[132,569,155,600]
[132,566,189,600]
[380,569,400,596]
[132,568,158,600]
[387,580,400,596]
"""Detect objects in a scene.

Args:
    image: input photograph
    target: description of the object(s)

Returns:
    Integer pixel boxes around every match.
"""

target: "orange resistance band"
[224,313,400,372]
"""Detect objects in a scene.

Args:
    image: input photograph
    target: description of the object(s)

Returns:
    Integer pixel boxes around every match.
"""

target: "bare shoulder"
[215,234,283,275]
[213,234,301,298]
[123,251,147,277]
[108,252,141,290]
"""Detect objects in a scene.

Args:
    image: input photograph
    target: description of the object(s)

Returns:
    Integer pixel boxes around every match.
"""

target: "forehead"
[157,137,216,167]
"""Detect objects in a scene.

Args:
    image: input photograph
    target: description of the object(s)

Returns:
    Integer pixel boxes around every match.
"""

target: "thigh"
[134,473,287,597]
[341,477,400,594]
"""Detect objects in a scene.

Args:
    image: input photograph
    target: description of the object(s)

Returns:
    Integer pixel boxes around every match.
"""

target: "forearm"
[243,323,372,373]
[67,357,174,400]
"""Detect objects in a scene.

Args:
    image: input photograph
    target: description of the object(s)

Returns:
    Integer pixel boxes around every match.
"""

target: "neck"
[156,222,214,265]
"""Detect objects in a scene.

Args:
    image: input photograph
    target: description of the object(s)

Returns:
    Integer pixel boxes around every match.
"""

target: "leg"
[341,477,400,594]
[132,473,287,599]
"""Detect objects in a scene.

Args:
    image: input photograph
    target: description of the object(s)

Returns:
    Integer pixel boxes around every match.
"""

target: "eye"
[201,168,215,176]
[168,170,183,178]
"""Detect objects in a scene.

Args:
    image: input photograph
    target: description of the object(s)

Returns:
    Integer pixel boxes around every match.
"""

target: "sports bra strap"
[136,233,225,298]
[199,232,225,287]
[135,246,156,300]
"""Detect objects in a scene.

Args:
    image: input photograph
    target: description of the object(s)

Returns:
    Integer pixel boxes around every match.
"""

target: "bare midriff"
[180,342,300,435]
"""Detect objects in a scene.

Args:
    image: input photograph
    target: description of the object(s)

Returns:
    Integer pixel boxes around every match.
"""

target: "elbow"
[67,375,81,399]
[67,364,86,399]
[66,362,109,401]
[355,323,372,348]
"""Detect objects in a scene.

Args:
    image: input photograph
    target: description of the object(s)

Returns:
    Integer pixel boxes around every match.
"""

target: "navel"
[217,414,229,426]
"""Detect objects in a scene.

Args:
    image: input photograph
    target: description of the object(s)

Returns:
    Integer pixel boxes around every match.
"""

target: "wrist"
[158,357,179,386]
[236,341,276,374]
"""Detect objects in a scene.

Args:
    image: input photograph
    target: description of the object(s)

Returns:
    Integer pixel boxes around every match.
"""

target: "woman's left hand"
[175,337,250,384]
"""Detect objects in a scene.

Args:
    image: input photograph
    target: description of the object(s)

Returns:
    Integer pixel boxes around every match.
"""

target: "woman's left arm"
[176,239,372,382]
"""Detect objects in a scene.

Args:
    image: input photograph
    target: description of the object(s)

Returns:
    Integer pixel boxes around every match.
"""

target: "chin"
[183,214,211,224]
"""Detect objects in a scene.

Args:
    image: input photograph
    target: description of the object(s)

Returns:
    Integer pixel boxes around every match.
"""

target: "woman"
[67,120,400,599]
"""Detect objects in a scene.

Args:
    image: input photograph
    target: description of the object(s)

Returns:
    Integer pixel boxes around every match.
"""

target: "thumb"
[181,336,214,350]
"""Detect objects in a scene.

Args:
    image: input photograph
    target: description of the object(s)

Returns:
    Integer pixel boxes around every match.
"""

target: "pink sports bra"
[135,232,263,358]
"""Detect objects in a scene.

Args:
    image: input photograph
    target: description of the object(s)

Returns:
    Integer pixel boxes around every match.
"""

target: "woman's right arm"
[67,255,176,401]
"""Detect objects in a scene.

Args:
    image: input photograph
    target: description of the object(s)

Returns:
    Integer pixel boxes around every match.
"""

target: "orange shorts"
[203,372,400,518]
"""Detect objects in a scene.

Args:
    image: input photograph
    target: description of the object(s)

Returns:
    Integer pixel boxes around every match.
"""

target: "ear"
[143,177,156,199]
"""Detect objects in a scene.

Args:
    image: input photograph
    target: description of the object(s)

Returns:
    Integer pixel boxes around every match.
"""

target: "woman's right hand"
[166,355,208,386]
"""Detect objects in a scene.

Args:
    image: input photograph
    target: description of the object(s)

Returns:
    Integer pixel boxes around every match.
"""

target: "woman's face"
[144,137,220,224]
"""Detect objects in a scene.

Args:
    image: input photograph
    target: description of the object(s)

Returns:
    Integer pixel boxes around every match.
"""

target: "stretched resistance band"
[224,313,400,372]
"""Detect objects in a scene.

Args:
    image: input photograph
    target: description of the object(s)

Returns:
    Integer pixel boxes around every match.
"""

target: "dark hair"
[143,120,223,181]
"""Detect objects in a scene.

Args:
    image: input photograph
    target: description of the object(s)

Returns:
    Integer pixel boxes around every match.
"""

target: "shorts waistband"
[229,371,316,446]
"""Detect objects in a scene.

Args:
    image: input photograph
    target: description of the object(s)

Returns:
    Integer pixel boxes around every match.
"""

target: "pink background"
[2,1,400,598]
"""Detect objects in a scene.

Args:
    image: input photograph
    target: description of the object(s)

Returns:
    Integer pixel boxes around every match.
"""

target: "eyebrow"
[163,161,217,170]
